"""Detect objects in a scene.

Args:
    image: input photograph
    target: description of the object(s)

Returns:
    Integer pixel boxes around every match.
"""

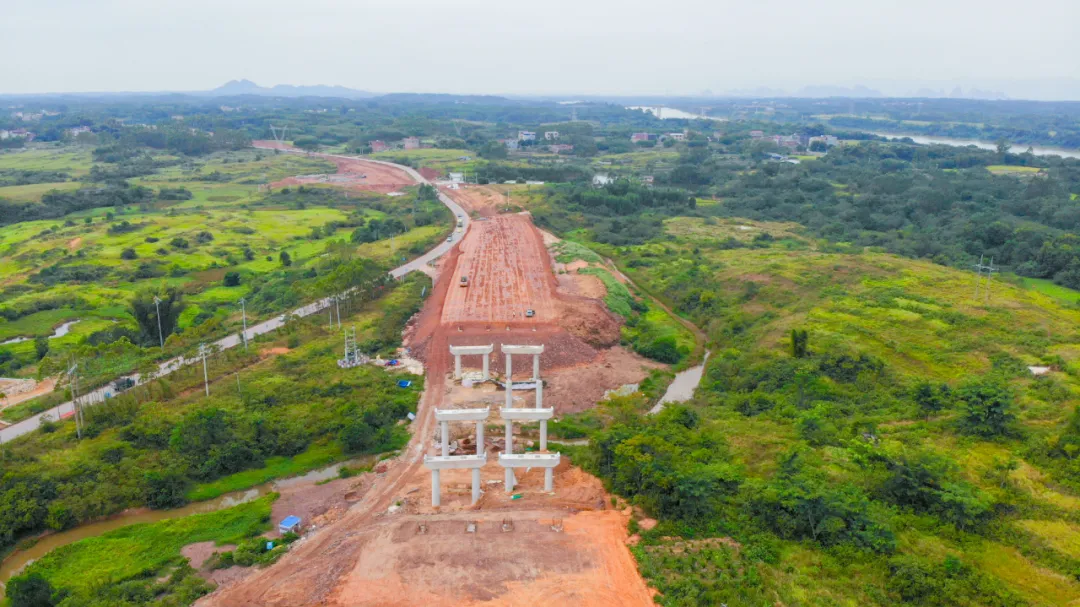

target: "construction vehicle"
[460,276,469,287]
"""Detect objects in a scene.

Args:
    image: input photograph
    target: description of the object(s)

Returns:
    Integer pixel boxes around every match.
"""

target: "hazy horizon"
[3,0,1079,101]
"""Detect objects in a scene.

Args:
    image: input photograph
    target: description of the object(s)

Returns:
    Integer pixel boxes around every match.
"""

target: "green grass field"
[0,145,451,383]
[369,148,479,174]
[22,494,275,595]
[987,165,1042,174]
[0,146,94,175]
[0,180,82,201]
[1019,276,1080,305]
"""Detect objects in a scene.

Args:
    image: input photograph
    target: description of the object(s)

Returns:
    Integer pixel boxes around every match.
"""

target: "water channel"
[0,456,375,587]
[0,320,81,346]
[650,350,710,415]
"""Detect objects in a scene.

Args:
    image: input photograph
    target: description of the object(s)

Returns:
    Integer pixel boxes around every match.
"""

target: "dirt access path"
[201,165,655,607]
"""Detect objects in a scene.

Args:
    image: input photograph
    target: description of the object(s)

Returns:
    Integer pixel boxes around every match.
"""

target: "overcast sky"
[3,0,1078,99]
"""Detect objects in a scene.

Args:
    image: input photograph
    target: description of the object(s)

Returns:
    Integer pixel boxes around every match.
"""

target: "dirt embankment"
[440,184,508,217]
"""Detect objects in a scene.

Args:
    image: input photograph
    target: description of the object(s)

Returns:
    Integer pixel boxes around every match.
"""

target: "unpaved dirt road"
[442,215,556,325]
[201,168,655,606]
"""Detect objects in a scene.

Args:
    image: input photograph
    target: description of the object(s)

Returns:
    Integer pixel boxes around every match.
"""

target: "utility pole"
[199,344,210,397]
[238,297,248,351]
[984,257,997,303]
[68,360,82,440]
[153,296,164,348]
[335,295,342,329]
[973,254,986,299]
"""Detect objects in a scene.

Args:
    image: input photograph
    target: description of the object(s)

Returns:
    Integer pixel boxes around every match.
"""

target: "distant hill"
[204,79,377,99]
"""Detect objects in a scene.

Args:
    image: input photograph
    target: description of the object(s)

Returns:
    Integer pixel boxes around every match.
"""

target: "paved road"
[0,149,468,444]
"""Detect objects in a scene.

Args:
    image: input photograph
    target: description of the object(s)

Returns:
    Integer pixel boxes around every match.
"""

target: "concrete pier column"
[505,419,514,492]
[544,468,553,492]
[454,355,462,379]
[482,354,489,380]
[505,354,513,408]
[432,469,441,506]
[535,379,543,409]
[476,421,484,455]
[471,468,481,504]
[540,419,547,451]
[533,355,540,381]
[441,421,449,456]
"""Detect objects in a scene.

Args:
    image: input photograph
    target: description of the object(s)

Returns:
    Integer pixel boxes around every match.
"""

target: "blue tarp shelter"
[278,515,301,534]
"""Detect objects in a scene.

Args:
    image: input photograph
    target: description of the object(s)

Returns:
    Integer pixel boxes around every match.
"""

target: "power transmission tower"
[269,124,288,144]
[972,255,998,302]
[983,257,997,303]
[973,254,986,299]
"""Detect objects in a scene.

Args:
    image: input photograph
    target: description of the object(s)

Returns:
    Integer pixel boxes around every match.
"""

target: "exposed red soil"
[441,214,557,325]
[200,153,655,607]
[439,184,507,217]
[183,541,234,570]
[540,346,664,414]
[253,141,415,194]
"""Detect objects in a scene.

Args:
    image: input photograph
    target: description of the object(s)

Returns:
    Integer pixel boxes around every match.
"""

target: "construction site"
[200,163,658,606]
[253,140,417,193]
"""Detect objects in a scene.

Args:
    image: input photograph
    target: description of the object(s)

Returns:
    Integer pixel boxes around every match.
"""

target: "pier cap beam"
[424,454,488,470]
[434,407,490,422]
[501,345,545,356]
[449,344,494,356]
[500,407,554,421]
[499,453,561,468]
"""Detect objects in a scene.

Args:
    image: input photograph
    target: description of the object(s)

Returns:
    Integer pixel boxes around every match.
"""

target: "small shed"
[278,515,302,535]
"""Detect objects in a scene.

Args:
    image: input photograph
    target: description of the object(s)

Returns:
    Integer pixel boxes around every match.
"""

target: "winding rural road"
[0,148,469,445]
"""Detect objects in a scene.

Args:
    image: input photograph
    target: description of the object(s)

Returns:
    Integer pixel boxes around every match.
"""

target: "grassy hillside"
[569,215,1080,606]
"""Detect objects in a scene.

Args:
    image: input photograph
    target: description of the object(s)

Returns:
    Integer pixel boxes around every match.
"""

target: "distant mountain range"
[203,79,376,99]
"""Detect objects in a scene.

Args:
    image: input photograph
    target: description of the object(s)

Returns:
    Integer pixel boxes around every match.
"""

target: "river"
[649,351,710,415]
[0,456,375,588]
[627,106,719,121]
[867,132,1080,160]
